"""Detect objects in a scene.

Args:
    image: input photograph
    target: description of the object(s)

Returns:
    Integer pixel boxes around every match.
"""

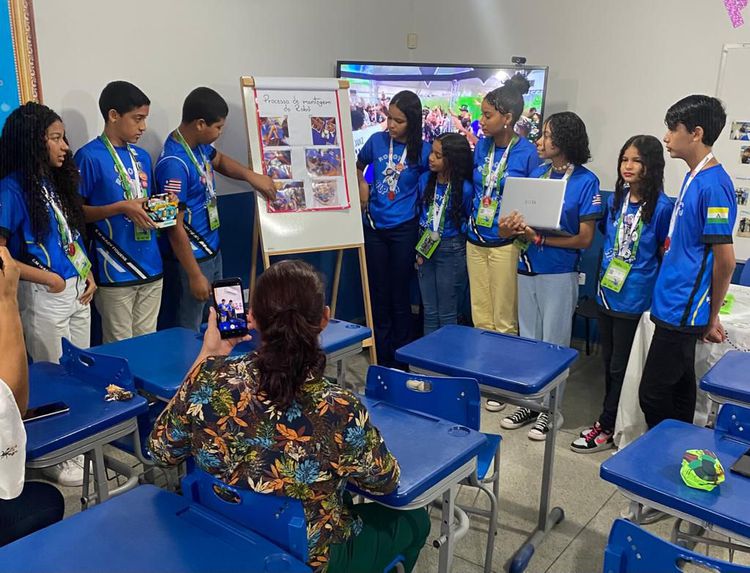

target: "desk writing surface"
[396,325,578,395]
[350,396,486,507]
[600,420,750,540]
[700,351,750,404]
[0,485,311,572]
[26,362,148,458]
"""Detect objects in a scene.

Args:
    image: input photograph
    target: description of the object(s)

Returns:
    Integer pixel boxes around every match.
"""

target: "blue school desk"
[26,360,148,506]
[700,351,750,419]
[395,325,578,573]
[0,485,311,573]
[350,395,488,573]
[600,406,750,551]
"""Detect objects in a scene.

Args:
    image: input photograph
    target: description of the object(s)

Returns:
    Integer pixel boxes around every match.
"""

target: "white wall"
[34,0,750,194]
[33,0,413,194]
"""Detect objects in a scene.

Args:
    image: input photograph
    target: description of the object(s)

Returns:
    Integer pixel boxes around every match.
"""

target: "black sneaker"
[500,407,535,429]
[527,412,564,441]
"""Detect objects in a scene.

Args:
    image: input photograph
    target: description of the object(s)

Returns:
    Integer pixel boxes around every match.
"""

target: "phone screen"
[730,448,750,478]
[23,401,70,422]
[213,281,248,338]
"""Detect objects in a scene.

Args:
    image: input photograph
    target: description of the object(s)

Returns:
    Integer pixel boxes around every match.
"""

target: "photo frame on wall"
[1,0,42,128]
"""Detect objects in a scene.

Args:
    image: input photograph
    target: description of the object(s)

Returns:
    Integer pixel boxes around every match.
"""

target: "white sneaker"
[527,412,564,441]
[42,455,85,487]
[485,399,506,412]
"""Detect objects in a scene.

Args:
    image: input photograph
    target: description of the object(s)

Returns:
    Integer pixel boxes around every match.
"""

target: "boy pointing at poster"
[156,87,275,331]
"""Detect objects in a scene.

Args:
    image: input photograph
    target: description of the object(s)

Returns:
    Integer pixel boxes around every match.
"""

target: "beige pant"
[95,279,163,343]
[466,241,519,334]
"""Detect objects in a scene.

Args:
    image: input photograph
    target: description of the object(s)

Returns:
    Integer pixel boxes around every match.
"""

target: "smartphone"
[23,401,70,423]
[730,447,750,478]
[212,278,249,339]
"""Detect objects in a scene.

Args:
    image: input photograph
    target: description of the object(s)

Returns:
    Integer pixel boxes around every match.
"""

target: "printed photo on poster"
[305,148,342,177]
[269,181,306,213]
[263,150,292,180]
[311,179,340,208]
[311,117,337,145]
[730,121,750,141]
[736,186,749,206]
[738,213,750,238]
[742,146,750,165]
[260,116,290,146]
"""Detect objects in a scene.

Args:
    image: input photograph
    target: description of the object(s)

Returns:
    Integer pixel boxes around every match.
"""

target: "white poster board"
[715,43,750,262]
[241,77,364,254]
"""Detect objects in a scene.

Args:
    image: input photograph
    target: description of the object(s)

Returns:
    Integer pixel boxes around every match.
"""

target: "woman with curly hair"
[149,260,429,573]
[356,90,431,367]
[498,112,604,440]
[416,132,473,334]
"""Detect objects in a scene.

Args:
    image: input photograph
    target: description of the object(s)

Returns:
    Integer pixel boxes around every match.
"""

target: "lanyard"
[99,134,144,200]
[667,152,713,243]
[541,163,575,180]
[388,136,408,169]
[41,185,75,251]
[482,135,518,198]
[613,193,644,260]
[173,129,216,200]
[427,182,451,236]
[385,137,408,192]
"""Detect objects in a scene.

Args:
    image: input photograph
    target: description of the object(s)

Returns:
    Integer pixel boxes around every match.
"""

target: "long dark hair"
[390,90,423,165]
[484,73,530,124]
[251,260,327,409]
[422,133,472,228]
[0,102,84,241]
[613,135,664,224]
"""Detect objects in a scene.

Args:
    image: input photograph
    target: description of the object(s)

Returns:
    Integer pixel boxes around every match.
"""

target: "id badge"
[513,237,530,253]
[68,243,92,280]
[475,199,498,228]
[600,257,631,293]
[207,198,220,230]
[134,226,151,241]
[416,229,440,259]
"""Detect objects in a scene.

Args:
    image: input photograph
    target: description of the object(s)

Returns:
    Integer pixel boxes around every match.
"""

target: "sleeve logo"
[707,207,729,224]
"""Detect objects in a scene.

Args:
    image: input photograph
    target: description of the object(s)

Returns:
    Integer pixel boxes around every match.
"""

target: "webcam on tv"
[512,56,527,65]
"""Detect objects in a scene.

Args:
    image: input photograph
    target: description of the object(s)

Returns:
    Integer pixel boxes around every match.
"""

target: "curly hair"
[545,111,591,165]
[251,260,327,410]
[421,133,472,228]
[613,135,664,224]
[0,102,84,242]
[484,73,530,124]
[390,90,423,165]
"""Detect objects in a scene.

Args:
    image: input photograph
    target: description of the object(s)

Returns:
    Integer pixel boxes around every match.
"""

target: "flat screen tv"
[337,61,549,155]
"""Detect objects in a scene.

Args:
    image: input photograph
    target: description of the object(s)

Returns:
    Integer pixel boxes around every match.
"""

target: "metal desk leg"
[510,387,565,573]
[93,444,110,505]
[435,485,457,573]
[336,358,347,389]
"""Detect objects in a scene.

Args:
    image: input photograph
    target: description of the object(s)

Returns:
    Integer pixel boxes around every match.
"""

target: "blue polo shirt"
[357,131,431,229]
[0,172,87,280]
[75,138,163,287]
[518,164,603,274]
[155,135,219,262]
[417,173,473,239]
[597,192,674,318]
[467,136,540,247]
[651,164,737,332]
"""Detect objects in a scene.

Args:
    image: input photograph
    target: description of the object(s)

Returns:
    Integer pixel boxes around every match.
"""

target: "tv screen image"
[337,61,549,156]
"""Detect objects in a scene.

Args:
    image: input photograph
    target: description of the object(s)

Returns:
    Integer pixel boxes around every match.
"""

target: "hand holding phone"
[212,278,249,339]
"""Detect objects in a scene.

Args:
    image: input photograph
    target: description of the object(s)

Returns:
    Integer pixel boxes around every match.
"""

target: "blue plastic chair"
[603,518,750,573]
[366,365,502,573]
[738,263,750,287]
[181,465,406,572]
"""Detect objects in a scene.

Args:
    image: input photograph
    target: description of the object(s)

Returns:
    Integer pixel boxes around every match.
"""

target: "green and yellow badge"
[707,207,729,225]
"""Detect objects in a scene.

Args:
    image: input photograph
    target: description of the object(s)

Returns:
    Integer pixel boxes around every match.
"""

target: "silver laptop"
[500,177,570,236]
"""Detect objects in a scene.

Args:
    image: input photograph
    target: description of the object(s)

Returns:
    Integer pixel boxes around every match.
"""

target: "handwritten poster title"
[262,94,332,113]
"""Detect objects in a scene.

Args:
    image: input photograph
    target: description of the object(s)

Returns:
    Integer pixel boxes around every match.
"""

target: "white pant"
[18,277,91,363]
[95,279,163,343]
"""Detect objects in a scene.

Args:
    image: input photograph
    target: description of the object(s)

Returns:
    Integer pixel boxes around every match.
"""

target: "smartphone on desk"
[23,401,70,423]
[212,278,249,339]
[730,447,750,478]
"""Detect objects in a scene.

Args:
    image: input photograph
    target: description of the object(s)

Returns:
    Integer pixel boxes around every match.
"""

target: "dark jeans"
[0,481,65,546]
[417,235,467,335]
[597,310,640,432]
[364,219,418,368]
[638,325,698,429]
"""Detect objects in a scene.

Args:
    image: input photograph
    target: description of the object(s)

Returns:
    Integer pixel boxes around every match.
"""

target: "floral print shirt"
[148,354,400,572]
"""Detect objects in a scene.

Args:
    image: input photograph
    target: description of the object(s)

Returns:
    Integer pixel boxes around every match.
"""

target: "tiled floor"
[46,341,750,573]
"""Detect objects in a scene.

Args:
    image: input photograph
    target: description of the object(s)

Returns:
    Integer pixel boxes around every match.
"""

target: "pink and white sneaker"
[570,421,614,453]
